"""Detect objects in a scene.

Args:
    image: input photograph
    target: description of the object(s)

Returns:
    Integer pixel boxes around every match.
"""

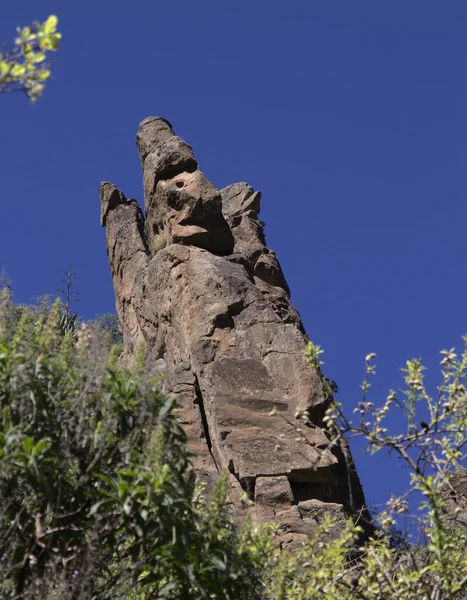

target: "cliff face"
[100,117,367,549]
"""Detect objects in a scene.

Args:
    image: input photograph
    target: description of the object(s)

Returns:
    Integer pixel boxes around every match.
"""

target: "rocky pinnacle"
[99,117,368,549]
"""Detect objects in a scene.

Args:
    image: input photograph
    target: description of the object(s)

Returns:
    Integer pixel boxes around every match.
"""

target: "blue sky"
[1,1,467,512]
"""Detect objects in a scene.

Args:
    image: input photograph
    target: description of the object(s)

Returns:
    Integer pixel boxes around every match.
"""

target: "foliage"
[0,15,61,102]
[292,339,467,600]
[58,264,80,335]
[2,282,467,599]
[0,292,269,599]
[91,313,123,345]
[153,232,170,254]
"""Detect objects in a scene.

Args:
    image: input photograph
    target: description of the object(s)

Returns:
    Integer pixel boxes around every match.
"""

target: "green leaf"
[22,43,34,57]
[32,438,50,457]
[37,69,51,82]
[10,64,26,77]
[43,15,58,35]
[29,53,46,64]
[117,470,138,478]
[22,436,34,454]
[118,481,130,497]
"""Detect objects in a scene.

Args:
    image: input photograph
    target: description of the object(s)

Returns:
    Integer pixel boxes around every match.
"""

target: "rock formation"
[99,117,368,548]
[441,468,467,534]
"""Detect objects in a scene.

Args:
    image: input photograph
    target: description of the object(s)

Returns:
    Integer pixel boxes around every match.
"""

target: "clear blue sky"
[1,1,467,512]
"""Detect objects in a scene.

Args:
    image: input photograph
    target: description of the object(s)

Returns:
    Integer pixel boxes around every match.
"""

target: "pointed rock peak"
[100,180,119,198]
[139,116,173,130]
[221,182,261,220]
[136,116,176,165]
[99,117,370,548]
[99,182,127,226]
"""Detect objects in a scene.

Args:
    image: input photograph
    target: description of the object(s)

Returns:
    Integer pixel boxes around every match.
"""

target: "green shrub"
[0,292,269,599]
[2,287,467,599]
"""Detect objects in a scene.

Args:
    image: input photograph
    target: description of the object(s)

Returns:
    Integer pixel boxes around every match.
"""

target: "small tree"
[267,339,467,600]
[0,15,61,102]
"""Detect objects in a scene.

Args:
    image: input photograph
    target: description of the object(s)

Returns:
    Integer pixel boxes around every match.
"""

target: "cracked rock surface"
[100,117,368,548]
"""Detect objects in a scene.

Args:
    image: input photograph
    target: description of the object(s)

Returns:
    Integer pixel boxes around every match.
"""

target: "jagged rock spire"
[99,117,368,549]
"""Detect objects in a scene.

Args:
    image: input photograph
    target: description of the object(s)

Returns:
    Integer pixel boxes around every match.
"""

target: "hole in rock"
[289,480,339,504]
[240,476,256,502]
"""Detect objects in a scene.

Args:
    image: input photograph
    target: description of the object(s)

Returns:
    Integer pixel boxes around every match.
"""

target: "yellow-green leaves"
[43,15,58,36]
[0,14,62,102]
[36,15,61,51]
[29,53,46,64]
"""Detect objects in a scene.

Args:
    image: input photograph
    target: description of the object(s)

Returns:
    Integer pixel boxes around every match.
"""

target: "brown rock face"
[441,468,467,534]
[100,117,368,548]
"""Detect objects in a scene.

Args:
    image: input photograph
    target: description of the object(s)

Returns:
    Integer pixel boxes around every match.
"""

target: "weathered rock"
[99,116,368,546]
[221,182,290,294]
[139,118,233,255]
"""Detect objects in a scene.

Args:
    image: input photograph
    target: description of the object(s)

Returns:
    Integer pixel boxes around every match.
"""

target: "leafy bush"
[0,291,269,599]
[91,313,123,345]
[2,286,467,599]
[285,340,467,600]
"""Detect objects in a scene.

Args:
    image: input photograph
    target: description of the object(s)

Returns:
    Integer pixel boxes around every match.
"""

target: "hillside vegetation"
[0,289,467,599]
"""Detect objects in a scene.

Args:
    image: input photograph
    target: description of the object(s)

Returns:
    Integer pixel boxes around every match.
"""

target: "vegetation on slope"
[0,291,270,599]
[0,288,467,599]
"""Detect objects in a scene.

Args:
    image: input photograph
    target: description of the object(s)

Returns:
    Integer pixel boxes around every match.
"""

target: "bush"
[284,340,467,600]
[2,287,467,599]
[0,291,269,599]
